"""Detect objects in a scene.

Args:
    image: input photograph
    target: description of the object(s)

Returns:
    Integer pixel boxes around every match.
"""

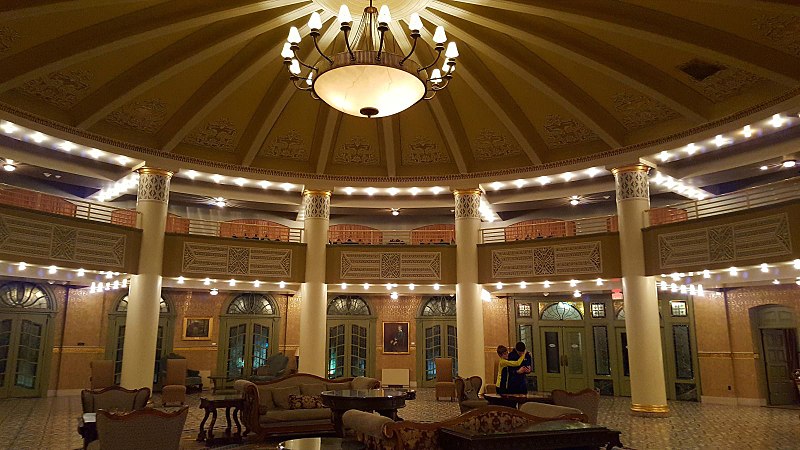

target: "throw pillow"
[351,376,377,390]
[300,383,325,397]
[256,386,275,409]
[462,381,479,400]
[288,394,324,410]
[270,385,301,409]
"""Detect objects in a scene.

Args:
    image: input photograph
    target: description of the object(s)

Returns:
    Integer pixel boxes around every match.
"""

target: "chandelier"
[281,1,458,118]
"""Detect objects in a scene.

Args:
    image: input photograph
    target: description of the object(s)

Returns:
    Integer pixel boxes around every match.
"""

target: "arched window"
[0,282,52,310]
[227,293,277,315]
[327,296,370,315]
[116,295,169,313]
[421,295,456,316]
[540,302,583,321]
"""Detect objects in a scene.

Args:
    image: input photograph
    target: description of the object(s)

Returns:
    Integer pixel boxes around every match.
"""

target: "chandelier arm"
[423,90,437,101]
[376,28,386,61]
[418,47,443,74]
[291,77,315,92]
[343,27,355,60]
[291,50,317,72]
[312,34,333,65]
[399,34,419,65]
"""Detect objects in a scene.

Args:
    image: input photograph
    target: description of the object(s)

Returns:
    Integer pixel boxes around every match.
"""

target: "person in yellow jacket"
[495,345,529,394]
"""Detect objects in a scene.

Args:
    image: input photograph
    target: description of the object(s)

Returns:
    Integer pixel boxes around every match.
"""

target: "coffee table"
[278,437,366,449]
[320,389,409,437]
[197,394,245,446]
[484,391,554,408]
[439,419,623,450]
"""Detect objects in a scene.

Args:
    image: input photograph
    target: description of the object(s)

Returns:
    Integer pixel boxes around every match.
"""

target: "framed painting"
[382,321,410,354]
[183,317,212,340]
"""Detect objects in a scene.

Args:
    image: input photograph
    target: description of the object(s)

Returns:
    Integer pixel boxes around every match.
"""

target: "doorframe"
[0,281,58,399]
[216,293,282,378]
[750,304,798,405]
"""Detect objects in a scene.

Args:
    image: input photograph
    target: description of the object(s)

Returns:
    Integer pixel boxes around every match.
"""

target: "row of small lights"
[481,167,608,192]
[0,121,135,166]
[11,261,129,290]
[654,113,796,164]
[93,172,140,202]
[650,171,710,201]
[336,186,448,196]
[659,259,800,287]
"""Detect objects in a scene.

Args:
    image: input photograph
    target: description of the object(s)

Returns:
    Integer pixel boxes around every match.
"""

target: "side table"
[197,394,245,446]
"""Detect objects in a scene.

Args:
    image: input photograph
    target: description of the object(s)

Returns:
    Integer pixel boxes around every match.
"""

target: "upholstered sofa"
[238,373,380,439]
[344,405,586,450]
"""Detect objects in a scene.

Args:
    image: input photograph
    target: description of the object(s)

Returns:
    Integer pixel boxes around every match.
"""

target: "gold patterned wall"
[0,205,141,273]
[643,201,800,275]
[477,233,621,283]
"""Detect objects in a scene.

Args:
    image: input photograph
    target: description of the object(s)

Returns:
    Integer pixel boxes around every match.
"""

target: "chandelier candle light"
[282,1,458,118]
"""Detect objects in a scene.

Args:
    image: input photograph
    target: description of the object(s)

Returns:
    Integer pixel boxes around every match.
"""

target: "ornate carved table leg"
[233,405,242,438]
[208,408,218,442]
[197,404,211,441]
[225,406,232,436]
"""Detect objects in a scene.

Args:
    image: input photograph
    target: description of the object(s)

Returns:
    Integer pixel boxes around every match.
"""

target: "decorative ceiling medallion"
[402,136,450,165]
[677,59,763,103]
[18,69,93,109]
[472,129,520,160]
[334,136,379,165]
[543,114,599,148]
[612,92,679,130]
[183,118,238,152]
[754,14,800,57]
[106,98,167,134]
[260,129,309,161]
[0,27,20,52]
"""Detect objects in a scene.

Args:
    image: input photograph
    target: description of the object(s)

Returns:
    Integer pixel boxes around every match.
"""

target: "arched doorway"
[326,295,375,379]
[539,301,588,393]
[0,282,56,398]
[217,293,280,379]
[106,294,174,385]
[752,305,798,405]
[416,295,457,387]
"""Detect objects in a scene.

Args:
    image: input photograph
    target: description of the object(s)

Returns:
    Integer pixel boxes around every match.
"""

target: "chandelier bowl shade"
[314,51,426,118]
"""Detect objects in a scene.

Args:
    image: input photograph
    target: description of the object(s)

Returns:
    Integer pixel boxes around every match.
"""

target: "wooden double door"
[326,320,372,379]
[417,320,457,387]
[0,314,49,398]
[221,318,277,379]
[539,326,589,392]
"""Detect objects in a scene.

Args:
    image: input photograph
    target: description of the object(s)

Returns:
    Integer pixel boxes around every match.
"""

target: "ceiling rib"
[382,118,397,176]
[430,1,712,122]
[73,5,318,129]
[447,0,800,85]
[417,24,543,165]
[0,0,146,21]
[421,10,627,148]
[239,23,340,167]
[389,21,468,174]
[0,0,308,93]
[314,108,341,174]
[159,13,335,152]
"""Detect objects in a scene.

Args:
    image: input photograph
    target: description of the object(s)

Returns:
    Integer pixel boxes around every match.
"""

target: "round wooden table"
[279,437,366,449]
[320,389,409,437]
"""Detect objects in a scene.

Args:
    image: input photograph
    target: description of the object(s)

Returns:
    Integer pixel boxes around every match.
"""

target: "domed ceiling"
[0,1,798,183]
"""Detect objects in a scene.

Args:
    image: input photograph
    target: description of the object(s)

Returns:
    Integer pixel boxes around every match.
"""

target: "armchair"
[552,388,601,424]
[87,406,188,450]
[81,386,151,413]
[454,376,489,413]
[249,353,291,382]
[161,358,187,406]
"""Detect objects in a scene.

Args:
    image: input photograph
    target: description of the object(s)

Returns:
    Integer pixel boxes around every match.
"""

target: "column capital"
[303,189,331,220]
[613,165,651,202]
[453,189,482,220]
[136,167,173,204]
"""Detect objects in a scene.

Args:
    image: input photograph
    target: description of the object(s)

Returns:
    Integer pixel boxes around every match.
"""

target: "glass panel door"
[615,329,631,396]
[0,318,12,394]
[540,327,564,391]
[251,324,270,375]
[563,328,588,392]
[113,324,125,384]
[447,324,458,376]
[9,316,48,398]
[423,324,441,385]
[327,323,346,379]
[226,323,247,379]
[350,324,368,377]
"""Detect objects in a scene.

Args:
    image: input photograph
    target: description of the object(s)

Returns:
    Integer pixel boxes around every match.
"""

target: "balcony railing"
[481,215,618,244]
[0,183,140,228]
[646,177,800,226]
[328,229,455,245]
[166,216,303,243]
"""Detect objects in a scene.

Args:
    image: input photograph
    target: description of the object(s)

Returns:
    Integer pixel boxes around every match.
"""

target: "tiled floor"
[0,390,798,449]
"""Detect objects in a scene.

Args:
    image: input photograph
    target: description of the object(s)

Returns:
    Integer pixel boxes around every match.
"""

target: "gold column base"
[630,403,670,417]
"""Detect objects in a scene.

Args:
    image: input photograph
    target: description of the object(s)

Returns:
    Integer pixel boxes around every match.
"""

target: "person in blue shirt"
[495,345,528,394]
[506,341,532,394]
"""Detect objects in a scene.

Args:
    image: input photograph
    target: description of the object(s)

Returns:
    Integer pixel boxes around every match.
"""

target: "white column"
[612,164,669,415]
[454,189,485,379]
[298,190,331,376]
[120,167,172,389]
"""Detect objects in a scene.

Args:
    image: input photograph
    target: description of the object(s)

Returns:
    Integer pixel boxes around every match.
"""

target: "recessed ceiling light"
[88,148,103,159]
[771,114,784,128]
[491,181,503,190]
[3,160,15,172]
[520,281,527,289]
[344,187,355,195]
[253,280,262,288]
[431,186,443,195]
[782,159,796,168]
[759,165,769,171]
[279,281,286,289]
[433,283,440,291]
[658,151,671,162]
[116,155,130,165]
[513,179,526,188]
[211,174,223,183]
[29,132,48,143]
[562,172,574,181]
[365,187,376,196]
[214,197,226,207]
[388,187,399,196]
[258,180,271,189]
[538,176,551,186]
[409,187,421,195]
[234,178,247,186]
[391,209,399,216]
[210,288,218,296]
[714,134,729,148]
[685,143,698,155]
[58,141,77,152]
[281,183,293,191]
[1,122,18,134]
[184,170,198,179]
[585,167,601,178]
[743,125,752,138]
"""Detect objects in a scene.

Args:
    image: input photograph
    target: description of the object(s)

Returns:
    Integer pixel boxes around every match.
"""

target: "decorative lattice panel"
[340,252,441,280]
[182,242,291,278]
[658,213,791,269]
[491,242,602,278]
